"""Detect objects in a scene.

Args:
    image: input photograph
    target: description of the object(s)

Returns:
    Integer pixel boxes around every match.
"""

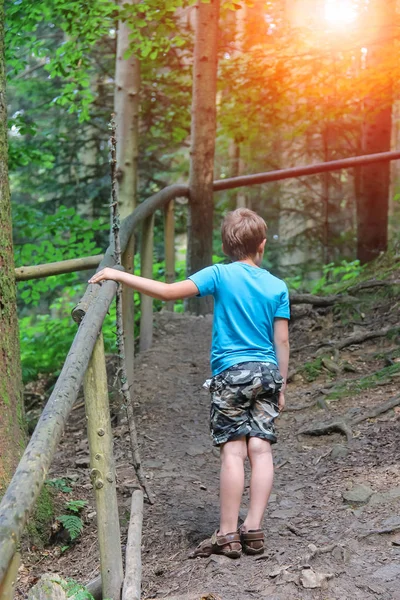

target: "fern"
[65,499,88,513]
[57,514,83,540]
[63,579,95,599]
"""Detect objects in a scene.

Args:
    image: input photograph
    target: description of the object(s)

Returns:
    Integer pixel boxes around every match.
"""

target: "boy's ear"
[259,238,267,252]
[222,243,228,256]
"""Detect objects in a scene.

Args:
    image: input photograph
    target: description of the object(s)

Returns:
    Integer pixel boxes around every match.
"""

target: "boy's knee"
[248,436,272,457]
[220,437,247,461]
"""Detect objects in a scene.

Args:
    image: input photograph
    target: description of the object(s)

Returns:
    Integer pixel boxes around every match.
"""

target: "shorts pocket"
[223,369,255,387]
[260,364,284,395]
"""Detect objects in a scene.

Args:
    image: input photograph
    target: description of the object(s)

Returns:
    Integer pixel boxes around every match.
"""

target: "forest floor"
[16,265,400,600]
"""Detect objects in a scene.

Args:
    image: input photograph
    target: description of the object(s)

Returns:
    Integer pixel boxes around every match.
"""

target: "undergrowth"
[326,363,400,401]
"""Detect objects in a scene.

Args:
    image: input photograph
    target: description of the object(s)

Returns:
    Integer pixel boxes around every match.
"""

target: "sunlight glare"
[324,0,357,27]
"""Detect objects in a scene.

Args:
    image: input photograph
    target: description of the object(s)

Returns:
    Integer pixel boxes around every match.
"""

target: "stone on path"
[372,563,400,581]
[300,568,334,589]
[28,574,67,600]
[342,483,374,505]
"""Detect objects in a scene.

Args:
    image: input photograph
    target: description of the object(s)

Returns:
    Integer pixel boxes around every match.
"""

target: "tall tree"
[356,0,396,263]
[187,0,220,314]
[0,0,24,493]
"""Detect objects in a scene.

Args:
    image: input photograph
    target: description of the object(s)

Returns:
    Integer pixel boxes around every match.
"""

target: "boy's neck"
[237,257,260,268]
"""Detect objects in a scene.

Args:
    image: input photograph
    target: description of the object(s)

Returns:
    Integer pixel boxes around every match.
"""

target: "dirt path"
[18,310,400,599]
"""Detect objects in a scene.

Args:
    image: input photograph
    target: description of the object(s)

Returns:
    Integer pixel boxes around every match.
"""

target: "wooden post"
[122,490,144,600]
[0,553,20,600]
[164,200,175,312]
[139,214,154,352]
[122,234,135,395]
[84,333,123,600]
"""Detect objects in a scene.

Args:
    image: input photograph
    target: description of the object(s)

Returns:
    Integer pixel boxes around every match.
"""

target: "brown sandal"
[189,530,242,559]
[240,529,264,555]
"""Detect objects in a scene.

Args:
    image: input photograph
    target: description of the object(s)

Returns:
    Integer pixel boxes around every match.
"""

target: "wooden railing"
[2,150,400,599]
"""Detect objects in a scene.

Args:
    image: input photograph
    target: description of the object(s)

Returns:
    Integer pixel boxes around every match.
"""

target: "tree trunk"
[187,0,220,315]
[114,3,140,220]
[0,0,25,494]
[356,0,395,264]
[114,4,140,383]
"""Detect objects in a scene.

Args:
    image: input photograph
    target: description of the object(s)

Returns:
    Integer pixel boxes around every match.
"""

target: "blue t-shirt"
[189,262,290,376]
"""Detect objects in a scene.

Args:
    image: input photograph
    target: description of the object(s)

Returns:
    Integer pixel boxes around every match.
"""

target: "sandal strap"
[212,530,241,547]
[241,529,264,543]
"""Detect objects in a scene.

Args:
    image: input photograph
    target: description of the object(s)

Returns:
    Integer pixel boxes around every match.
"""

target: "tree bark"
[0,0,25,495]
[356,0,395,264]
[114,5,141,389]
[187,0,220,314]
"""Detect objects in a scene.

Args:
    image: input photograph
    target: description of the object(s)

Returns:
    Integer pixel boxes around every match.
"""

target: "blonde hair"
[221,208,267,261]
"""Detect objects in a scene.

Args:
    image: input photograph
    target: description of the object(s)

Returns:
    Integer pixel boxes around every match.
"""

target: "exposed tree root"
[299,394,400,443]
[290,293,357,306]
[360,524,400,539]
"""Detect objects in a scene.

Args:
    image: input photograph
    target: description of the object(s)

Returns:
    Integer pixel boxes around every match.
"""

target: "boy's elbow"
[275,337,289,348]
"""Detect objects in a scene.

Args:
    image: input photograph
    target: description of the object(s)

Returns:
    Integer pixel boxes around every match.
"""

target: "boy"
[88,208,290,559]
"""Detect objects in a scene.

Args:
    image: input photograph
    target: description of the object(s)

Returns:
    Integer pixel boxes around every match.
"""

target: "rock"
[28,574,67,600]
[372,563,400,581]
[300,568,334,589]
[269,508,300,519]
[75,456,90,468]
[369,487,400,506]
[186,445,208,457]
[331,444,348,460]
[144,459,164,468]
[342,484,374,505]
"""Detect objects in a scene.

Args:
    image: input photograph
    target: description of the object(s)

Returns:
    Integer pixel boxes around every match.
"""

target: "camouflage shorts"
[208,361,284,446]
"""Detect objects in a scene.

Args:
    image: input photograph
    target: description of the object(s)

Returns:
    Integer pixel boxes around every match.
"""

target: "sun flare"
[324,0,357,27]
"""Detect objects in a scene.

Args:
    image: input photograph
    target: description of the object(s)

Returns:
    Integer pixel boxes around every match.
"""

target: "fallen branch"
[301,542,338,565]
[336,326,398,350]
[352,395,400,425]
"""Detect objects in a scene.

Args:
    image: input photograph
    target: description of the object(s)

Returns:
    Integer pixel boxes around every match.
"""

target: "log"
[0,281,117,582]
[72,184,189,323]
[15,255,103,281]
[122,490,144,600]
[0,552,20,600]
[84,333,123,599]
[213,150,400,191]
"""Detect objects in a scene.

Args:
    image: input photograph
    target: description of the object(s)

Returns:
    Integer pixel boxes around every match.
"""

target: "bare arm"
[273,318,290,410]
[88,267,199,301]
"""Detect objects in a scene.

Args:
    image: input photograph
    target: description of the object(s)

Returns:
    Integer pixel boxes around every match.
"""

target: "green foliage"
[46,478,73,493]
[14,204,107,305]
[326,363,400,401]
[311,260,365,295]
[25,485,55,547]
[6,0,116,121]
[299,357,324,382]
[65,499,88,513]
[57,514,84,541]
[62,580,96,600]
[57,499,88,542]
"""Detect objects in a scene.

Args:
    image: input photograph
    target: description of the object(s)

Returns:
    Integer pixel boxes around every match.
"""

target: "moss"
[300,357,324,382]
[25,485,55,548]
[326,363,400,401]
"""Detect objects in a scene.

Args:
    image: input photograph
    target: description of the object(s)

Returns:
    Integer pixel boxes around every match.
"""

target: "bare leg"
[219,437,247,535]
[242,437,273,531]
